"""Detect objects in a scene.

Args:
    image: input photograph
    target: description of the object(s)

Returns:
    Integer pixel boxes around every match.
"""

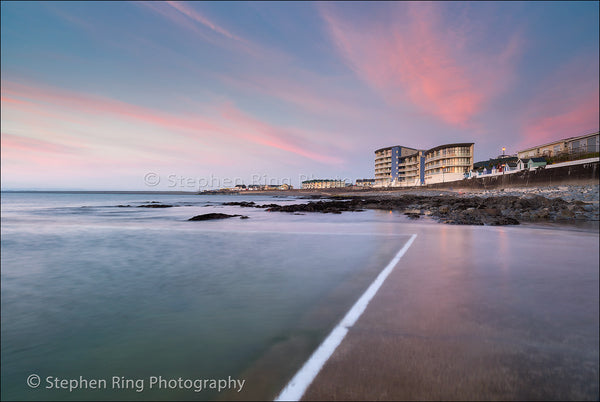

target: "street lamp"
[502,147,506,156]
[442,165,445,183]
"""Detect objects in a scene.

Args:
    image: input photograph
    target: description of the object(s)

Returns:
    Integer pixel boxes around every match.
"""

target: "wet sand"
[301,224,599,400]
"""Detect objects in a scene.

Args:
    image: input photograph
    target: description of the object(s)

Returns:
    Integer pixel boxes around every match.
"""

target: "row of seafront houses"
[299,143,475,189]
[375,131,599,187]
[300,131,599,189]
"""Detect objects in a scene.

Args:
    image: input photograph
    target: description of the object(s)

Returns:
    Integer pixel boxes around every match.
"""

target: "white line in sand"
[275,233,418,401]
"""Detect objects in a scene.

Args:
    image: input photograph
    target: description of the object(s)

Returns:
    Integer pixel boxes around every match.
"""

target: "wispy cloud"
[137,1,290,63]
[519,57,600,147]
[216,70,370,123]
[320,3,521,128]
[2,79,343,165]
[165,1,242,42]
[219,103,343,165]
[2,81,224,139]
[1,132,83,156]
[523,98,598,145]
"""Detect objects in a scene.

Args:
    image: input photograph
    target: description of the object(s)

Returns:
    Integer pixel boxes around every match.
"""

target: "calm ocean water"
[1,192,413,401]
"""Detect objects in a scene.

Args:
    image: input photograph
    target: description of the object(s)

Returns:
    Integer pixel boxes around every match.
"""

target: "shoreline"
[221,184,600,226]
[227,183,599,198]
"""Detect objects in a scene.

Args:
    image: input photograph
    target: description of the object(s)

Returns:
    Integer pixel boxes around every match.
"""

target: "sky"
[1,1,598,190]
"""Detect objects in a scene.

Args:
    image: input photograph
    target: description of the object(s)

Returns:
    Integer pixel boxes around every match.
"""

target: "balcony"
[425,152,471,164]
[425,160,472,170]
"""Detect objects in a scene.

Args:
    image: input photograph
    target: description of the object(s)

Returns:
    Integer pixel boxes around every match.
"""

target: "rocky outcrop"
[188,213,248,221]
[220,192,599,225]
[223,201,257,207]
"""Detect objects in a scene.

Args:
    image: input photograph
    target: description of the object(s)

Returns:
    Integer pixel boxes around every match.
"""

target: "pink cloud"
[216,71,367,123]
[2,92,95,127]
[525,101,599,145]
[1,95,31,107]
[519,57,600,148]
[2,81,224,137]
[320,3,520,127]
[219,103,343,165]
[520,91,599,148]
[0,132,90,170]
[2,80,343,165]
[1,132,82,156]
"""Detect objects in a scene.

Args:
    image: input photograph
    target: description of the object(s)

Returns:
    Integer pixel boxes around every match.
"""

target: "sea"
[1,192,418,401]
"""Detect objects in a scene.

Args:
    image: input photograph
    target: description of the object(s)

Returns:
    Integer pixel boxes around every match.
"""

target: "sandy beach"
[301,223,599,401]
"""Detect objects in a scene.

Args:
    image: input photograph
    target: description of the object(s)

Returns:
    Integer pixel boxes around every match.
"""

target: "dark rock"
[188,213,242,221]
[222,201,256,207]
[215,192,594,225]
[558,209,575,219]
[138,204,174,208]
[488,217,520,225]
[483,208,500,216]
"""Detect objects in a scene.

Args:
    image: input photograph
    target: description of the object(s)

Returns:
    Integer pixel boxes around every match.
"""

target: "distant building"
[516,157,546,170]
[517,131,599,159]
[301,179,346,190]
[528,157,547,169]
[473,156,518,172]
[424,143,474,184]
[355,179,375,187]
[518,139,566,159]
[374,145,419,187]
[503,161,518,171]
[401,150,426,186]
[516,159,528,170]
[246,184,292,191]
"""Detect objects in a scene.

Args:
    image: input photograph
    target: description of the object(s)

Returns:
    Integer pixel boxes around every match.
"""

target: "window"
[571,141,580,152]
[587,137,597,152]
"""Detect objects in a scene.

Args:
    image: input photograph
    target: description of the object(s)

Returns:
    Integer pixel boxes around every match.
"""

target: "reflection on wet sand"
[304,224,599,401]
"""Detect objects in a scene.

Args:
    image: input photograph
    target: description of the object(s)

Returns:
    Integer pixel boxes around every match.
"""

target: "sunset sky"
[2,1,598,190]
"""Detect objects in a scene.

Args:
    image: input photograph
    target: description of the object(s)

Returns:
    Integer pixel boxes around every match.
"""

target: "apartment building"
[400,150,426,186]
[424,143,474,184]
[374,145,419,187]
